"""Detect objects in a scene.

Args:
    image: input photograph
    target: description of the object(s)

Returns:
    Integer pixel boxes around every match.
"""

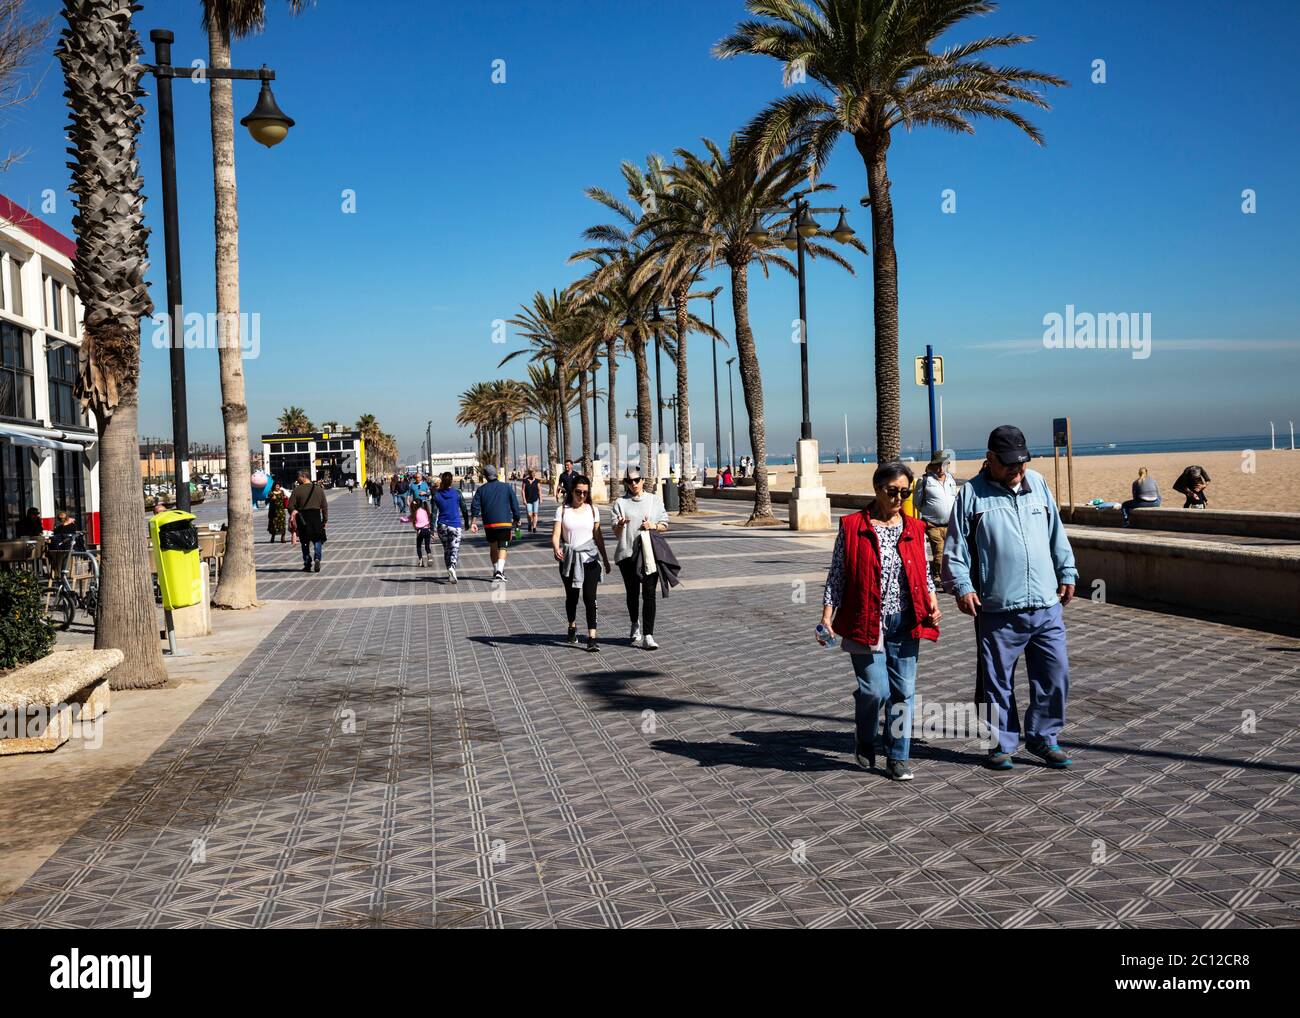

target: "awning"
[0,423,84,452]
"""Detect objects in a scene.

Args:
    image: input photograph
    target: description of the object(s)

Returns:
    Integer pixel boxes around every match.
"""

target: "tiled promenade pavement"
[3,491,1298,928]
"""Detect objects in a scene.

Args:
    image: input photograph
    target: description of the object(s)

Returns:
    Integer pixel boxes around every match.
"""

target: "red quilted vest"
[833,510,940,646]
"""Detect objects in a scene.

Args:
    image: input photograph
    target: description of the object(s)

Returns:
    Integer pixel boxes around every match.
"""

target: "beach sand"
[762,448,1300,514]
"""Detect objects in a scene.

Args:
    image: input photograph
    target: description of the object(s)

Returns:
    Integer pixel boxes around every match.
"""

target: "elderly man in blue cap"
[942,425,1077,770]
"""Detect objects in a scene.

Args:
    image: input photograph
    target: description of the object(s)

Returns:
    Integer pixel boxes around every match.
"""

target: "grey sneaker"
[986,750,1015,771]
[885,760,914,781]
[1027,739,1073,768]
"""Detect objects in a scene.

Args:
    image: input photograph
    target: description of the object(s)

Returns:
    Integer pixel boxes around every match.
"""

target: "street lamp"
[144,29,293,511]
[725,356,738,469]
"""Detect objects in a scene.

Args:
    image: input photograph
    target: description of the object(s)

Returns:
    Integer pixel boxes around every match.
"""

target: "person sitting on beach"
[721,465,735,488]
[1172,465,1210,509]
[1120,466,1161,525]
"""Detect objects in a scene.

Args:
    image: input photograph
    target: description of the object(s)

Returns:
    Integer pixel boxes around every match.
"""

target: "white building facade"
[0,195,100,541]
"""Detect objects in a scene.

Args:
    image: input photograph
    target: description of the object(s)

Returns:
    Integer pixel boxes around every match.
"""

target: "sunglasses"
[574,488,590,496]
[883,486,912,498]
[628,477,643,484]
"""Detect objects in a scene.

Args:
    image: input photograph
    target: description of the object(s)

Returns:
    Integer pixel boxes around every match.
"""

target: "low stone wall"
[699,488,873,510]
[0,648,124,754]
[1068,505,1300,541]
[1067,529,1300,630]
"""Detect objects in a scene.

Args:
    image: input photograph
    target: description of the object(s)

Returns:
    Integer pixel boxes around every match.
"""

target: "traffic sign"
[914,355,943,386]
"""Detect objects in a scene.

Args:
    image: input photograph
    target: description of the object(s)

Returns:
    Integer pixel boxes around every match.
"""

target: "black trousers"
[415,526,432,557]
[618,558,657,635]
[564,561,601,629]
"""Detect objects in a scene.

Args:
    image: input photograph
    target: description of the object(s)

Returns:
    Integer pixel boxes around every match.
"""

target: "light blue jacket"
[941,467,1078,613]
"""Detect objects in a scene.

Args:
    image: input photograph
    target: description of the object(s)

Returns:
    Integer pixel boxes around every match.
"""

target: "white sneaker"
[417,556,424,567]
[630,624,641,645]
[448,566,457,584]
[641,634,659,651]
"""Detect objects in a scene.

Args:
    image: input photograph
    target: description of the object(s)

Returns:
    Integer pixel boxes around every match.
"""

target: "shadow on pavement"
[652,729,857,772]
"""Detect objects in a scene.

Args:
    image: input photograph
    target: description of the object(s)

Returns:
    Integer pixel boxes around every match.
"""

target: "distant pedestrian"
[346,476,355,494]
[821,460,941,780]
[470,464,521,582]
[267,481,288,542]
[912,451,958,582]
[557,459,578,502]
[288,469,328,573]
[389,473,402,511]
[411,498,433,566]
[611,467,669,650]
[552,474,611,652]
[409,472,431,505]
[943,425,1077,771]
[522,468,542,533]
[432,472,469,583]
[1173,465,1210,509]
[396,475,411,514]
[1121,466,1161,524]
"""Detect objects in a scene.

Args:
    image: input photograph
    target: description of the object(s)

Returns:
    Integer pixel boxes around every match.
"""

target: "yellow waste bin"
[150,510,203,610]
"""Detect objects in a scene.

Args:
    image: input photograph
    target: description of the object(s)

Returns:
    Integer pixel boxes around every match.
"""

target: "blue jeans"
[300,538,323,564]
[1120,494,1160,524]
[849,612,919,761]
[977,602,1069,754]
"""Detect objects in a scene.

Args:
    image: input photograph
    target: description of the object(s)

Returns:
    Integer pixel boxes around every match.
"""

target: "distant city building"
[0,194,100,540]
[262,429,367,488]
[424,451,478,478]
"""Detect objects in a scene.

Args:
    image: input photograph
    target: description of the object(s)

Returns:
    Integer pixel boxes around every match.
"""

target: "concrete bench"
[0,649,124,754]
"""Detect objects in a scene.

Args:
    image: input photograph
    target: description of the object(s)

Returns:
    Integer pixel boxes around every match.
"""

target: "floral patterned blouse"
[823,518,935,615]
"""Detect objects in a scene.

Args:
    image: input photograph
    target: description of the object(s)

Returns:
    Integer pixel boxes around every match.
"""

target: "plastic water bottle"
[815,623,836,649]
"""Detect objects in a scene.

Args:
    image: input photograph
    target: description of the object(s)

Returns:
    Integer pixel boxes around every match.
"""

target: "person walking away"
[557,459,578,503]
[1121,466,1161,525]
[943,425,1077,771]
[1173,465,1210,509]
[411,498,433,566]
[611,467,668,650]
[522,469,542,533]
[552,474,610,652]
[432,472,469,583]
[820,461,941,780]
[267,481,288,542]
[389,473,401,510]
[912,451,958,582]
[288,470,329,572]
[470,464,521,582]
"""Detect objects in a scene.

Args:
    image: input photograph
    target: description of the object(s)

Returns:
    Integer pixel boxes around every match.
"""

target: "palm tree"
[277,406,312,433]
[320,420,340,432]
[56,0,167,688]
[571,158,674,480]
[635,137,854,523]
[523,363,561,473]
[199,1,311,609]
[718,0,1065,461]
[504,289,580,468]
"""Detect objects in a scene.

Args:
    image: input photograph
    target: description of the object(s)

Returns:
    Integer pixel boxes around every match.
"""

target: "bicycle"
[46,533,100,631]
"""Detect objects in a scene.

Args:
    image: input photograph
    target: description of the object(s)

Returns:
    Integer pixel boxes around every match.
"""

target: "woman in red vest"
[820,461,941,780]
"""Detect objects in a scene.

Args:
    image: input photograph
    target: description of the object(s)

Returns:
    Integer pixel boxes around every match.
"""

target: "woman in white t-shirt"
[551,475,611,652]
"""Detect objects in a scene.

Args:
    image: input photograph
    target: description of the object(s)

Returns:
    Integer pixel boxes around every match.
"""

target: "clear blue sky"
[4,0,1298,461]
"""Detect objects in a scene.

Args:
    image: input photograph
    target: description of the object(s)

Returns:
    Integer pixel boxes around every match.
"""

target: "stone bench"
[0,649,124,754]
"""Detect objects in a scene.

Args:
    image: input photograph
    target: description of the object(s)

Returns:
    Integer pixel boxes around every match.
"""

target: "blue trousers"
[977,602,1069,754]
[300,538,323,564]
[849,612,919,761]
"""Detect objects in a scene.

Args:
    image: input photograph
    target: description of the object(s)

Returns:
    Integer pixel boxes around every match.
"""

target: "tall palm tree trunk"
[605,338,619,475]
[632,341,653,477]
[57,0,167,688]
[729,263,775,523]
[499,417,509,472]
[578,369,591,478]
[545,419,557,477]
[206,11,256,607]
[859,133,900,463]
[673,289,697,513]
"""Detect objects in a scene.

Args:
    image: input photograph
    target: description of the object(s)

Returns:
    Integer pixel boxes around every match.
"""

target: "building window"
[0,441,38,539]
[3,253,22,318]
[52,448,87,529]
[0,321,36,420]
[47,344,85,427]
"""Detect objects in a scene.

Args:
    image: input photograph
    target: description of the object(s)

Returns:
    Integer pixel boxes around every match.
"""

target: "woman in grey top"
[611,467,668,649]
[1121,466,1161,525]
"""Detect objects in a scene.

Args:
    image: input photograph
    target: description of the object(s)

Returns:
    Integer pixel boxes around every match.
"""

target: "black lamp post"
[725,356,738,468]
[144,29,293,512]
[747,195,857,444]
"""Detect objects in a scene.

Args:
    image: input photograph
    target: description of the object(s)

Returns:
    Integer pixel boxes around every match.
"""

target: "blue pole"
[926,344,938,456]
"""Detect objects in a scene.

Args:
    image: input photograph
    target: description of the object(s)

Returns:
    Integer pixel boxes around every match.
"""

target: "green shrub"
[0,571,55,670]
